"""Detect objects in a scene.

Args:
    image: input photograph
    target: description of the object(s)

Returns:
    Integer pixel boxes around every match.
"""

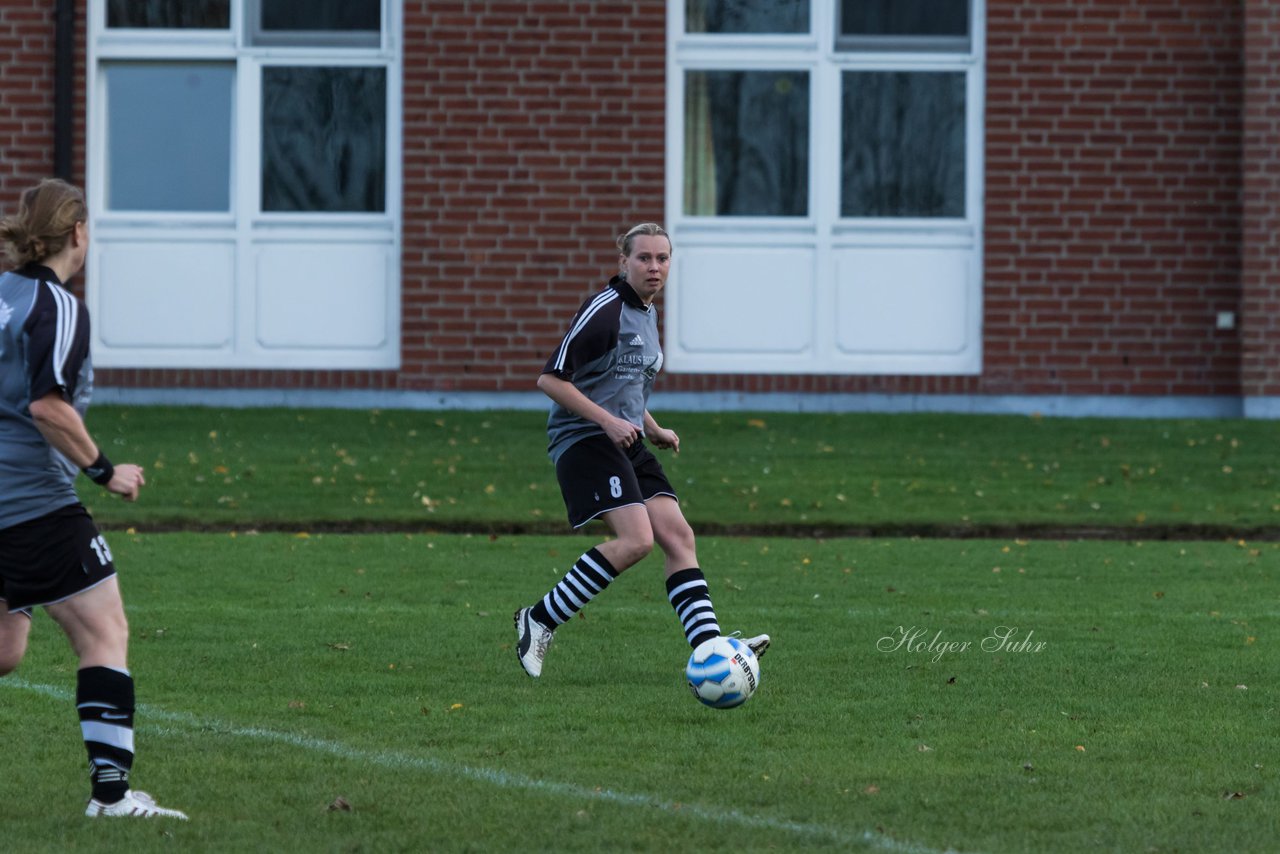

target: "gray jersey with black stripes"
[542,277,663,465]
[0,265,93,529]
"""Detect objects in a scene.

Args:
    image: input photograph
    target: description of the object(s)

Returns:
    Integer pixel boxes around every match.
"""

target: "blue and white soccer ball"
[685,636,760,709]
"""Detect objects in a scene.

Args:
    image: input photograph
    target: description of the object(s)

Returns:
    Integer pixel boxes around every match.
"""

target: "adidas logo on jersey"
[629,334,643,346]
[0,298,12,330]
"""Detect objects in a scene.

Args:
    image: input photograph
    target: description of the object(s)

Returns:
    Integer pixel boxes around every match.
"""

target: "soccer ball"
[685,636,760,709]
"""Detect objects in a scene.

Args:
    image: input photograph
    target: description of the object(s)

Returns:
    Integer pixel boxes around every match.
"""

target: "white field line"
[6,678,961,854]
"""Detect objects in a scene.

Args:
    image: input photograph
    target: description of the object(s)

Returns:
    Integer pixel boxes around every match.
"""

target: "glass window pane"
[841,71,966,218]
[262,67,386,213]
[107,0,230,28]
[686,0,808,34]
[839,0,968,38]
[105,63,233,211]
[684,70,808,217]
[261,0,380,33]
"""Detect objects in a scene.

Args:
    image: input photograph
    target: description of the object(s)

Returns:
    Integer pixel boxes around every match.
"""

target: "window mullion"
[237,54,260,223]
[813,0,837,362]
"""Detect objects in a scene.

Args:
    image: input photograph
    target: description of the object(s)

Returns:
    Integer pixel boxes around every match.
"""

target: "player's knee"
[656,521,696,558]
[0,644,26,677]
[0,617,30,676]
[616,534,655,568]
[672,526,697,555]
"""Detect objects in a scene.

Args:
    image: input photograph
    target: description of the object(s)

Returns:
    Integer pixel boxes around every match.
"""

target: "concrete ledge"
[1243,397,1280,420]
[649,393,1244,419]
[93,387,551,411]
[93,387,1258,419]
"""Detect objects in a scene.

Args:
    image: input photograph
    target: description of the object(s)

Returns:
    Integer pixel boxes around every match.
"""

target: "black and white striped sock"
[531,547,619,628]
[77,665,135,804]
[666,567,721,648]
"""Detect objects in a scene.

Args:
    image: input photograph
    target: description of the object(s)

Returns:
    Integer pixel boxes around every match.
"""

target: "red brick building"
[0,1,1272,417]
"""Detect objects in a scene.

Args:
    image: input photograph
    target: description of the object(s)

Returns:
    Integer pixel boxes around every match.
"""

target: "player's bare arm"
[537,372,641,447]
[28,392,145,501]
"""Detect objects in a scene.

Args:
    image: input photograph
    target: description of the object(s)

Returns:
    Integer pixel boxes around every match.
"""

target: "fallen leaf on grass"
[328,797,352,812]
[1222,791,1247,800]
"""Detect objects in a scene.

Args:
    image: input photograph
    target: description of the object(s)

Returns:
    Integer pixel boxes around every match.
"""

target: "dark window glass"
[686,0,808,34]
[841,71,966,218]
[107,0,230,28]
[261,67,386,213]
[261,0,380,33]
[839,0,968,38]
[684,70,809,217]
[105,63,233,211]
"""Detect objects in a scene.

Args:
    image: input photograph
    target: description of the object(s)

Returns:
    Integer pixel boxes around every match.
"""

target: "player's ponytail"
[0,178,86,268]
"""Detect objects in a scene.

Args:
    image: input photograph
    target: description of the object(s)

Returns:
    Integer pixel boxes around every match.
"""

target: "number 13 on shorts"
[88,534,113,566]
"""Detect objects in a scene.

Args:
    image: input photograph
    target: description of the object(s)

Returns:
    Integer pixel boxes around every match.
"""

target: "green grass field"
[1,408,1277,852]
[79,407,1280,532]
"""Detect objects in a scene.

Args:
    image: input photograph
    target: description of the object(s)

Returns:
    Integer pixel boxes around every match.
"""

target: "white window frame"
[665,0,985,375]
[86,0,402,369]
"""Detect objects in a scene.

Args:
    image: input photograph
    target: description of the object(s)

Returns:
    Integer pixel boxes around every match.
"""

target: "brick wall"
[0,0,88,289]
[399,0,669,393]
[983,0,1242,398]
[1242,0,1280,397]
[0,1,60,211]
[0,1,1254,401]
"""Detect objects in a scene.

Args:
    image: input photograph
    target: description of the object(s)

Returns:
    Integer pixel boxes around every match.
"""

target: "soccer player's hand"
[107,464,146,502]
[646,426,680,454]
[604,417,641,449]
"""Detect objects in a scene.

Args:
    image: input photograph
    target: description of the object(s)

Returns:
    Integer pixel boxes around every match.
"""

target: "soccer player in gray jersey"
[0,179,186,819]
[514,223,770,678]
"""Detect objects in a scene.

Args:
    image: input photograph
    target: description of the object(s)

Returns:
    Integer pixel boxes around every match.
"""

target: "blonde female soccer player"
[514,222,770,678]
[0,178,186,819]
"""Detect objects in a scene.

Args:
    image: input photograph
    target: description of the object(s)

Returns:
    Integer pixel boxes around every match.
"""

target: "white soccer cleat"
[742,633,770,660]
[86,789,189,820]
[514,606,555,678]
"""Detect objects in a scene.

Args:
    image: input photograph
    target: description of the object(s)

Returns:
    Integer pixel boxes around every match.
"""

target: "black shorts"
[0,504,117,612]
[0,577,32,618]
[555,433,678,528]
